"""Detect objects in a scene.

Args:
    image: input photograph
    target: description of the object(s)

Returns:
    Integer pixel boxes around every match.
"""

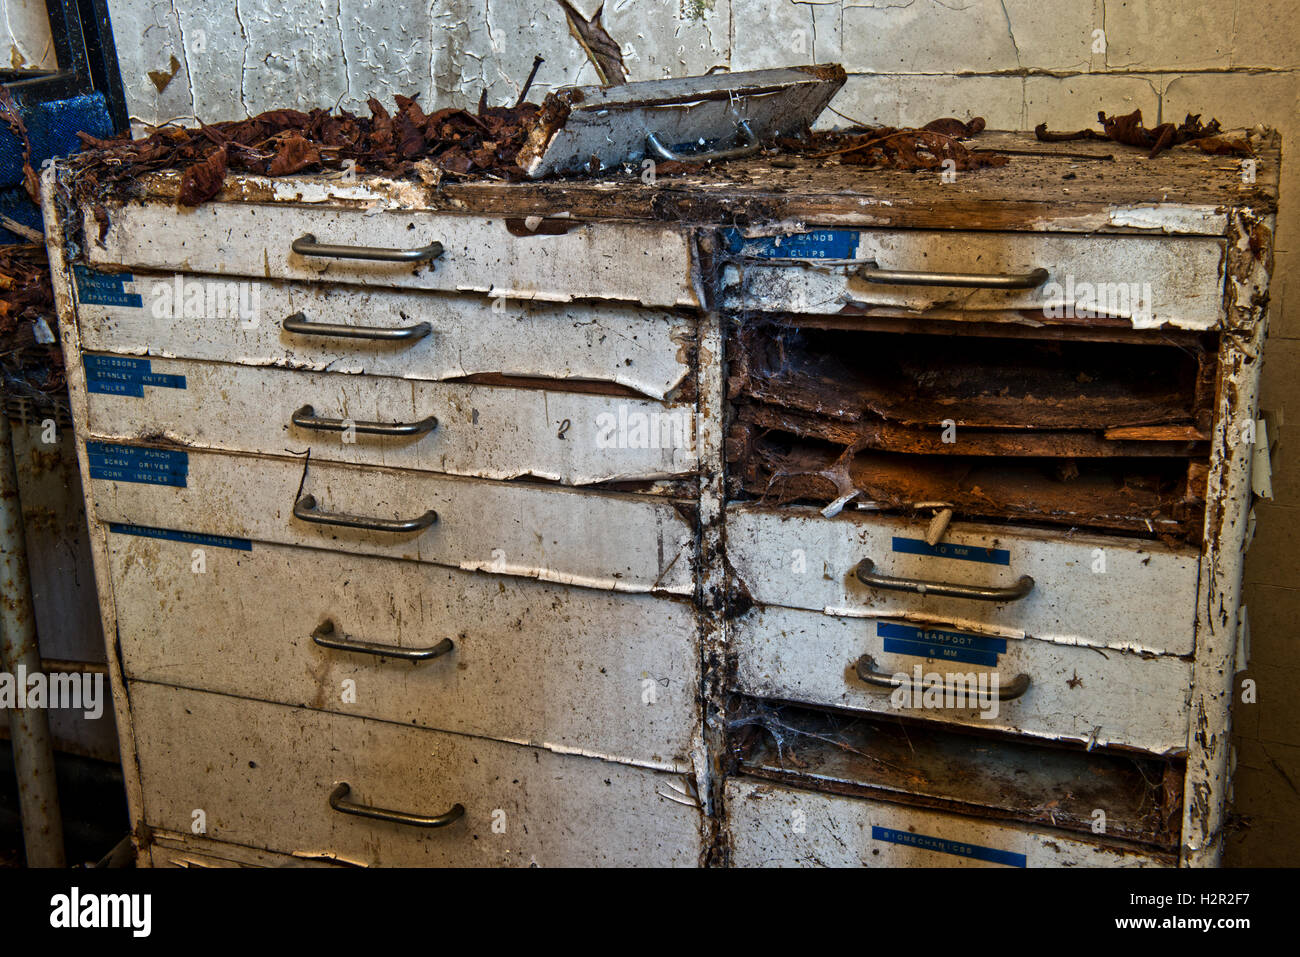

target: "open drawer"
[720,228,1226,330]
[727,504,1199,656]
[733,603,1191,754]
[726,703,1181,865]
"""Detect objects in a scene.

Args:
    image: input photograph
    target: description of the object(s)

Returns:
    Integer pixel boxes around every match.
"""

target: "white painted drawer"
[85,446,694,594]
[728,504,1198,656]
[85,203,699,308]
[721,229,1225,330]
[149,836,343,868]
[71,271,693,400]
[83,356,697,485]
[131,684,704,867]
[733,604,1190,754]
[109,532,699,769]
[726,779,1170,868]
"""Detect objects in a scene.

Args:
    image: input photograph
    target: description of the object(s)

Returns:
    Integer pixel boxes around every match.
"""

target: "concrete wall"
[77,0,1300,864]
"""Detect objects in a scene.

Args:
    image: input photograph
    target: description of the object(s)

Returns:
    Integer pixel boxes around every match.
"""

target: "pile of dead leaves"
[1036,110,1252,158]
[787,116,1007,172]
[70,94,544,208]
[0,244,64,399]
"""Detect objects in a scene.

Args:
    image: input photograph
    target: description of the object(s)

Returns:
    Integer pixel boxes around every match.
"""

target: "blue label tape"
[872,826,1026,868]
[73,266,142,308]
[85,355,186,397]
[86,442,187,487]
[877,621,1006,667]
[892,536,1010,565]
[108,523,251,551]
[722,228,859,260]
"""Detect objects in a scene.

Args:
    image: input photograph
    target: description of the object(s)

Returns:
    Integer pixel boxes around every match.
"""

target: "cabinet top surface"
[63,131,1280,236]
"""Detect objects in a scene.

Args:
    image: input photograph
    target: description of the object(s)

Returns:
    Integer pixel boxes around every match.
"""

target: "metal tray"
[518,64,845,178]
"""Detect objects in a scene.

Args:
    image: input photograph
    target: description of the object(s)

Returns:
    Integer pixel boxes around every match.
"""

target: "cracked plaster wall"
[86,0,1300,865]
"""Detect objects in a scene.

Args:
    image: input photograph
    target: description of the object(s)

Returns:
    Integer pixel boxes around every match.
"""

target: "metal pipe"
[0,412,65,867]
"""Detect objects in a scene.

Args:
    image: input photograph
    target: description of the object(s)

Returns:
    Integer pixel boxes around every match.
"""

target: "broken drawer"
[733,604,1191,754]
[728,504,1198,656]
[720,229,1226,330]
[109,532,700,769]
[84,203,699,307]
[726,778,1170,868]
[85,446,694,594]
[130,684,704,867]
[82,356,697,485]
[71,271,693,401]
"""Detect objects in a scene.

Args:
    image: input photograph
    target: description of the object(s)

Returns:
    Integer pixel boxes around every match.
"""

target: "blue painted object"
[1,91,115,243]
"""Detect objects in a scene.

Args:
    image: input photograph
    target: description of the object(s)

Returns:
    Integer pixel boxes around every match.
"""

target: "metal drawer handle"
[282,311,431,342]
[855,265,1049,289]
[292,233,444,264]
[855,559,1034,602]
[293,494,438,533]
[292,405,438,437]
[328,783,464,829]
[854,654,1030,700]
[311,619,453,661]
[646,119,760,163]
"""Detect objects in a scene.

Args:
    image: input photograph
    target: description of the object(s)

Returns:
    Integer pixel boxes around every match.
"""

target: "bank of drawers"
[60,196,706,866]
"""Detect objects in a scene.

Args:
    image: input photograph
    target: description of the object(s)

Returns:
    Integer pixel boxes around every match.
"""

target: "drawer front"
[721,229,1225,329]
[150,837,342,868]
[131,684,704,867]
[72,272,693,401]
[728,505,1198,656]
[85,204,699,308]
[86,447,694,594]
[725,779,1169,868]
[734,605,1190,754]
[83,356,697,485]
[109,533,699,768]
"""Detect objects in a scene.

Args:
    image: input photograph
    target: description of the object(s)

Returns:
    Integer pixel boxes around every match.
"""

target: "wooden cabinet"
[43,128,1279,867]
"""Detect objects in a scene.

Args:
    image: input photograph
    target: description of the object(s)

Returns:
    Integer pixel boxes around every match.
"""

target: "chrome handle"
[854,654,1030,700]
[854,559,1034,602]
[311,620,453,661]
[282,311,431,342]
[293,494,437,533]
[291,405,438,437]
[292,233,444,263]
[328,783,464,829]
[854,265,1049,289]
[646,120,760,163]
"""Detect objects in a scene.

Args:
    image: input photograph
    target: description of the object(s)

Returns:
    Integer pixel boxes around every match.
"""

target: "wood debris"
[1036,109,1252,159]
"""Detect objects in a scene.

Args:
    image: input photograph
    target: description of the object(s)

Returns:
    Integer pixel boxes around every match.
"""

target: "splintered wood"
[726,320,1212,541]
